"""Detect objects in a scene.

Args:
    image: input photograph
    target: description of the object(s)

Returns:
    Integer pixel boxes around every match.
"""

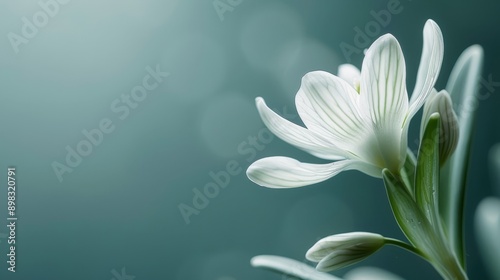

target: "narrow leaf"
[383,170,466,279]
[441,45,484,264]
[415,113,441,229]
[382,169,439,256]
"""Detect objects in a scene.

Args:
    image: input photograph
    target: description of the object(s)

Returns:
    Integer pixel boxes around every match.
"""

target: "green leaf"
[383,169,468,279]
[400,148,417,198]
[415,113,441,229]
[382,169,437,256]
[441,45,484,265]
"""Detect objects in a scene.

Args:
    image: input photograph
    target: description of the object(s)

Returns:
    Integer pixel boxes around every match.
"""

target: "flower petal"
[338,64,361,91]
[408,19,444,119]
[295,71,369,152]
[357,34,408,171]
[256,97,345,160]
[246,157,381,189]
[251,255,342,280]
[360,33,408,128]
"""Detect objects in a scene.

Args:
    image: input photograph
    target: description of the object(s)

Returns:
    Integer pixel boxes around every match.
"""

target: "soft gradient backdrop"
[0,0,499,279]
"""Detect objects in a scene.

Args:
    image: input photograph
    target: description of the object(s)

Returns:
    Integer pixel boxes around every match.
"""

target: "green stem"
[384,238,468,279]
[384,237,468,280]
[384,238,425,258]
[434,253,469,280]
[385,170,468,279]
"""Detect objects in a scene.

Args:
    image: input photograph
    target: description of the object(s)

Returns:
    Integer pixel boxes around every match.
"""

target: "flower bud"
[420,89,460,165]
[306,232,385,272]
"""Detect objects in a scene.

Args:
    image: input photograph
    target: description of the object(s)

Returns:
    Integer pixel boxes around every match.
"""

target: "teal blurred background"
[0,0,499,279]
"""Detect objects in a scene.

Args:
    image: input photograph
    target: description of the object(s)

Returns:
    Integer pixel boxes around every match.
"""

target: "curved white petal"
[256,97,345,160]
[360,34,408,127]
[420,88,440,137]
[296,71,369,152]
[408,19,444,119]
[246,157,381,189]
[359,34,408,171]
[251,255,343,280]
[247,157,351,188]
[338,64,361,90]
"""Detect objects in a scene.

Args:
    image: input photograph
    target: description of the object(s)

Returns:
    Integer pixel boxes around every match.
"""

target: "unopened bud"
[420,89,460,165]
[306,232,385,272]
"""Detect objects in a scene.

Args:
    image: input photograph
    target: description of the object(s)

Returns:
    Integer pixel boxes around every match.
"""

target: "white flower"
[246,20,444,188]
[306,232,385,272]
